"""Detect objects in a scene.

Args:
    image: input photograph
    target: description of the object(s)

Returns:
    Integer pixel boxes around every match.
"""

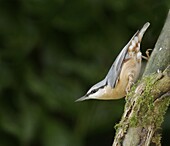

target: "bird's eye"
[91,89,97,94]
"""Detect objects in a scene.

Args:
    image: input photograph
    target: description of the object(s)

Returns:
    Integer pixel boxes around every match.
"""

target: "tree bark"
[112,10,170,146]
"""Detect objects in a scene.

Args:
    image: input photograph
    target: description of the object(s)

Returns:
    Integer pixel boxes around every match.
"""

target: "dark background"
[0,0,169,146]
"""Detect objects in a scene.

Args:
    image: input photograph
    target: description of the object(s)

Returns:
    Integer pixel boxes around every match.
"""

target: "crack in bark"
[113,10,170,145]
[113,66,170,146]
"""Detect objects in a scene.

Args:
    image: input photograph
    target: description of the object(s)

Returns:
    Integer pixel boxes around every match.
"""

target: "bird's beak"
[75,96,89,102]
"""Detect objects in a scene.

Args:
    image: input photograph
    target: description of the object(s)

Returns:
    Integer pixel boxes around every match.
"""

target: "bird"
[76,22,150,102]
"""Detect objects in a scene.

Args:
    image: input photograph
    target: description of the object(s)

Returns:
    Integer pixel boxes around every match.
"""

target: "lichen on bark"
[112,10,170,146]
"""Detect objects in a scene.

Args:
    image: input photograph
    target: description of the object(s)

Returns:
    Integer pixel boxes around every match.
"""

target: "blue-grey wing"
[105,22,150,88]
[105,31,138,88]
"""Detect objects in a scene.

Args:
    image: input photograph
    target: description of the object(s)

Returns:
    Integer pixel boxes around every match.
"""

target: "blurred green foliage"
[0,0,169,146]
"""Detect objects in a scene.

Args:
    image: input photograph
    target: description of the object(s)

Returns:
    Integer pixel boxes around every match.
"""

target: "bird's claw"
[142,49,152,60]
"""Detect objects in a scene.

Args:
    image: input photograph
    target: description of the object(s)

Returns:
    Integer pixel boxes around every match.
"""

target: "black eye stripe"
[91,89,98,94]
[86,89,98,96]
[86,84,106,96]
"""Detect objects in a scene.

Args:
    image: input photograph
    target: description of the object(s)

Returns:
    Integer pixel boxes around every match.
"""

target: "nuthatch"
[76,22,150,102]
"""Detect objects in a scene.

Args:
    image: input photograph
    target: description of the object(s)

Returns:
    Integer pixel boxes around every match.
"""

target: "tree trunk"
[112,10,170,146]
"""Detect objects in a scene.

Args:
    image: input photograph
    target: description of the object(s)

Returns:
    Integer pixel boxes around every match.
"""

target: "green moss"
[126,72,170,130]
[129,115,138,126]
[129,73,168,127]
[152,133,161,145]
[127,74,155,126]
[125,83,138,109]
[115,71,170,143]
[153,97,170,128]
